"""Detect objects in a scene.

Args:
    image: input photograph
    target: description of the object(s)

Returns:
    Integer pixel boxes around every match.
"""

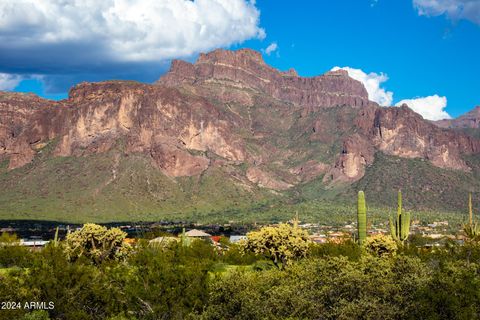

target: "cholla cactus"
[64,223,131,263]
[363,234,398,257]
[242,223,310,268]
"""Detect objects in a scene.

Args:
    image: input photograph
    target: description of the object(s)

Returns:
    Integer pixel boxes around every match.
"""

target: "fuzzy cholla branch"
[241,223,310,268]
[64,223,131,264]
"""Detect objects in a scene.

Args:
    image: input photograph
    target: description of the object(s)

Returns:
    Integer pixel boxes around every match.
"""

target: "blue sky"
[0,0,479,119]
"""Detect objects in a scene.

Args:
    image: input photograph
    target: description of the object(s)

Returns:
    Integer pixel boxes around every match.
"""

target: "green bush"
[201,255,431,320]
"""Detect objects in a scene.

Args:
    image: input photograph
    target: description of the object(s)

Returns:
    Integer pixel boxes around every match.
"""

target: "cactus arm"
[389,215,396,240]
[400,212,411,241]
[54,226,59,247]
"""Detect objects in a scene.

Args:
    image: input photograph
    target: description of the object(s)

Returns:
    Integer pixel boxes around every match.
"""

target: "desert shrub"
[21,311,51,320]
[413,260,480,320]
[221,243,260,265]
[124,242,213,320]
[0,233,34,268]
[201,255,431,320]
[309,239,362,260]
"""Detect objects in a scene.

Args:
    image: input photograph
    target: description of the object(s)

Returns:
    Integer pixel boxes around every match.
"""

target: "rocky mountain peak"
[197,48,265,65]
[158,48,373,109]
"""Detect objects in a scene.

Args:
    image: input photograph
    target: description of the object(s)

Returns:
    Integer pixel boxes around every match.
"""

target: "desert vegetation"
[1,190,480,320]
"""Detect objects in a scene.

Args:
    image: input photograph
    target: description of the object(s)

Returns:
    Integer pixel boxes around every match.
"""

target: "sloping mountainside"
[1,48,480,222]
[435,106,480,138]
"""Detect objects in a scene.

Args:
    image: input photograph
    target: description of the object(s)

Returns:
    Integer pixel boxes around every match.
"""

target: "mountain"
[1,48,480,222]
[434,106,480,139]
[436,106,480,129]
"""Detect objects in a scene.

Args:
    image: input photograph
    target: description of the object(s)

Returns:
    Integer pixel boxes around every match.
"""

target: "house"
[20,240,50,248]
[210,236,222,243]
[229,235,247,243]
[185,229,211,238]
[310,234,327,244]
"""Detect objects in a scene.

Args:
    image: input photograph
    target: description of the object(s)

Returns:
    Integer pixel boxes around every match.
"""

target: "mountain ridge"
[1,48,480,221]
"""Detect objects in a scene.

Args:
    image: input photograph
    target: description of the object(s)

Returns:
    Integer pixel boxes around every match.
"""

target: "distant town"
[0,217,463,250]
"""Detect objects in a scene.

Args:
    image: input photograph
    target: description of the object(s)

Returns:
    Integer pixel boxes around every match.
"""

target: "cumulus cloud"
[0,73,22,91]
[264,42,278,55]
[413,0,480,25]
[0,0,265,92]
[395,95,452,120]
[331,66,394,106]
[331,66,451,120]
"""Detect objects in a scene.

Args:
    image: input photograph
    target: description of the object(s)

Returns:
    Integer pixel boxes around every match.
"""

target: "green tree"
[0,232,34,268]
[201,255,431,320]
[125,242,212,319]
[242,223,310,268]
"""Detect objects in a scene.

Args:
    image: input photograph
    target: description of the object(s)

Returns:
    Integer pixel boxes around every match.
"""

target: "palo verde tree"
[390,190,411,244]
[64,223,131,264]
[241,221,310,268]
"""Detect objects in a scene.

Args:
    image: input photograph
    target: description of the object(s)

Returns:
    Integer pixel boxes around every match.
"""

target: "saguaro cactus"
[464,193,480,241]
[53,226,59,247]
[180,227,191,247]
[390,190,411,243]
[357,191,367,245]
[469,192,473,225]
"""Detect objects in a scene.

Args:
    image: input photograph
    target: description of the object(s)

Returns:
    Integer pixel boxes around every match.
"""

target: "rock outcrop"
[158,48,374,111]
[435,106,480,129]
[370,105,480,171]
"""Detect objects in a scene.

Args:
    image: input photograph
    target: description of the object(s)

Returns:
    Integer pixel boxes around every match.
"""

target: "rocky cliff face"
[158,49,374,112]
[1,48,480,194]
[435,106,480,129]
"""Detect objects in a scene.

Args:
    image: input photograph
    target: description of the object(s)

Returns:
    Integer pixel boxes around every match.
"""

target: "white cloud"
[413,0,480,25]
[395,95,452,120]
[330,66,451,121]
[0,73,22,91]
[331,66,394,106]
[264,42,278,55]
[0,0,265,63]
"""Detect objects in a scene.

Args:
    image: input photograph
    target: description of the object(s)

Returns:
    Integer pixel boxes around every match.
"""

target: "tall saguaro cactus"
[357,191,367,245]
[464,192,480,241]
[469,192,473,226]
[390,190,411,243]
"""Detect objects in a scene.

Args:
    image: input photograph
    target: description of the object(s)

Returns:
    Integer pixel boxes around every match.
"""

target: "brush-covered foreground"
[1,235,480,320]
